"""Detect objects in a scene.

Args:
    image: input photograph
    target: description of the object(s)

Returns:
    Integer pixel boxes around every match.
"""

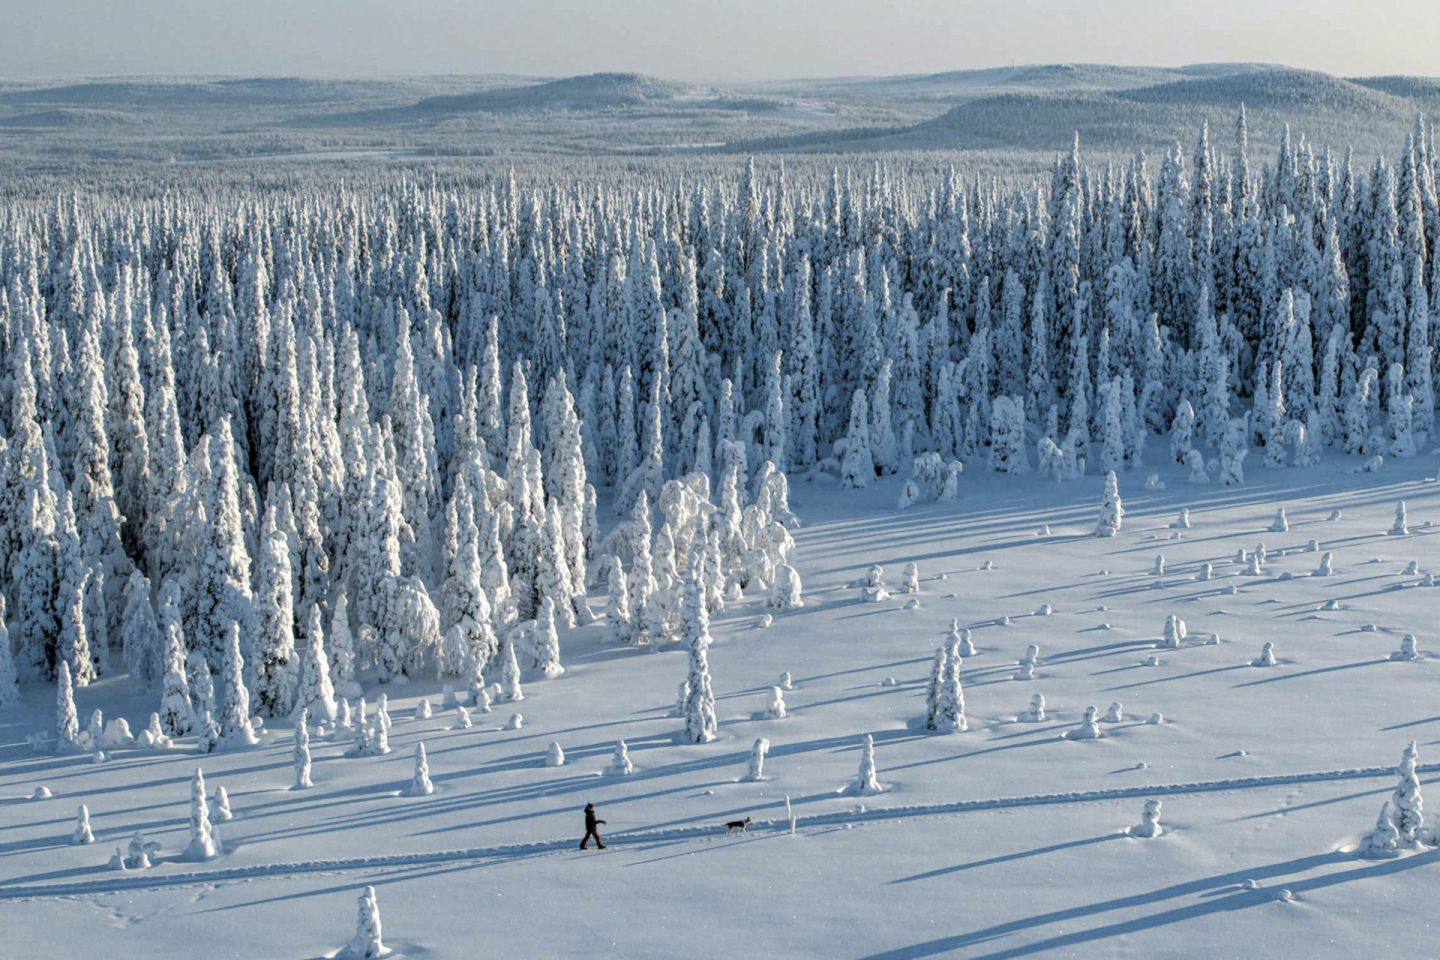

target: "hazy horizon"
[4,0,1438,83]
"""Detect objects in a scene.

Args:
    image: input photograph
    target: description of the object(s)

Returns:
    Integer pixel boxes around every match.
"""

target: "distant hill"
[749,66,1432,158]
[410,73,707,114]
[0,64,1436,164]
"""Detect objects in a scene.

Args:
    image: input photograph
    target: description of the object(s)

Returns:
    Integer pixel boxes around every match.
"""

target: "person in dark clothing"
[579,802,606,849]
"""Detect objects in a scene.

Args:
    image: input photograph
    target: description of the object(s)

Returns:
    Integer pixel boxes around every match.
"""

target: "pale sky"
[3,0,1437,82]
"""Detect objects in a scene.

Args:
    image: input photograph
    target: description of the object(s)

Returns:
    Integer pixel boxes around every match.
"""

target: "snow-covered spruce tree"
[0,600,19,712]
[194,418,254,671]
[605,557,631,642]
[345,885,386,959]
[937,633,967,733]
[839,389,874,489]
[854,733,883,794]
[381,575,442,680]
[328,592,362,700]
[441,523,499,679]
[924,645,947,731]
[531,597,564,679]
[185,649,214,733]
[56,661,82,753]
[681,568,718,744]
[1170,399,1195,465]
[295,605,337,724]
[252,513,298,719]
[870,357,898,475]
[215,624,258,748]
[499,635,524,702]
[988,396,1029,473]
[293,708,313,789]
[56,558,95,687]
[1094,471,1124,537]
[408,742,435,796]
[1389,740,1423,843]
[184,767,220,861]
[120,571,163,693]
[1219,417,1248,485]
[769,564,803,609]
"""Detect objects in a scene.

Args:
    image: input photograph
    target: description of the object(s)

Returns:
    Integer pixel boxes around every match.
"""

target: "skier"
[579,802,606,850]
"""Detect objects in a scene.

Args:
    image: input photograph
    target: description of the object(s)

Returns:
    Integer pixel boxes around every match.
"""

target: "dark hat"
[585,802,594,808]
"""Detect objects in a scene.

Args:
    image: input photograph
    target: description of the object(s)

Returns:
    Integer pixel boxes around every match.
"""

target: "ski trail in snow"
[3,761,1430,901]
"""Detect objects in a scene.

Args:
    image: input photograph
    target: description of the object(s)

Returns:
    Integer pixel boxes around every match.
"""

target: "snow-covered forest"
[2,111,1437,706]
[3,103,1440,958]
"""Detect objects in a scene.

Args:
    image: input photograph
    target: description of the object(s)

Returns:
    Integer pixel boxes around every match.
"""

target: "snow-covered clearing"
[3,455,1436,958]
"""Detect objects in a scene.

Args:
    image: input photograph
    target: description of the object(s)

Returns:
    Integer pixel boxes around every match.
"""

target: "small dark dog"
[724,816,752,834]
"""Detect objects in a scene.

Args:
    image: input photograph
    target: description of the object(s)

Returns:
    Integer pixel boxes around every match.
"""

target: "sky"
[3,0,1437,82]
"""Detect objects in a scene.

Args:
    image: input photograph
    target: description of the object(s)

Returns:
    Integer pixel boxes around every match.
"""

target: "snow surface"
[2,455,1438,958]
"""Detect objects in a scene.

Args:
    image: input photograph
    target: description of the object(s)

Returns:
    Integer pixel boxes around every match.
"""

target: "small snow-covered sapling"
[184,768,220,862]
[608,739,634,776]
[1390,635,1421,662]
[1251,642,1277,667]
[546,742,565,767]
[1068,706,1102,740]
[408,742,434,796]
[345,885,386,959]
[504,713,524,731]
[293,712,313,789]
[1162,615,1187,648]
[138,712,172,749]
[415,698,432,720]
[127,831,154,869]
[1026,693,1046,722]
[1152,555,1166,576]
[1196,562,1213,582]
[1103,702,1124,723]
[743,738,770,782]
[958,628,977,657]
[1172,508,1191,529]
[453,705,472,729]
[1130,799,1163,838]
[1314,552,1334,576]
[778,671,793,691]
[1360,803,1401,858]
[1390,501,1409,536]
[860,565,890,602]
[901,562,919,594]
[212,785,233,821]
[72,803,94,844]
[854,734,884,794]
[1270,508,1289,532]
[765,686,787,720]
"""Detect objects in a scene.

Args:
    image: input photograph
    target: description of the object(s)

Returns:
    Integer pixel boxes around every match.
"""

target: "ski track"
[3,760,1427,902]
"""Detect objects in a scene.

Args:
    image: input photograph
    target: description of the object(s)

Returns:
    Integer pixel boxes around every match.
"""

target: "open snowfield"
[4,454,1437,959]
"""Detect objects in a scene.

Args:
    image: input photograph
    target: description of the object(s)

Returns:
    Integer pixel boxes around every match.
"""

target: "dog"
[724,816,752,834]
